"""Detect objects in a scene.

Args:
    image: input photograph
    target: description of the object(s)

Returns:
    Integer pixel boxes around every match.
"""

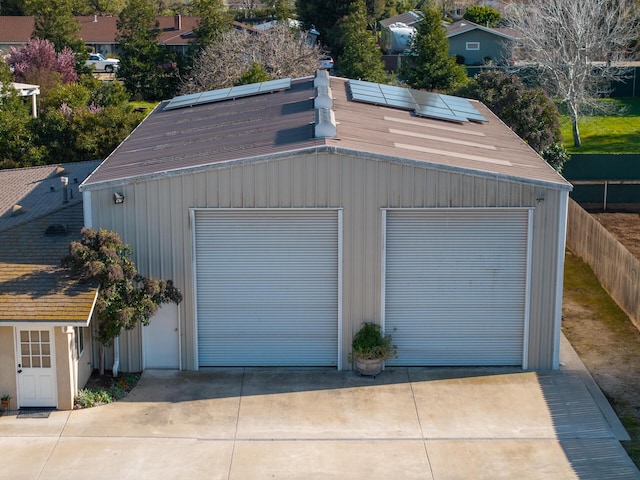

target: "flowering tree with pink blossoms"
[7,38,77,85]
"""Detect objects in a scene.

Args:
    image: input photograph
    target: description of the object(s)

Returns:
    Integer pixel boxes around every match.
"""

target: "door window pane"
[19,330,52,369]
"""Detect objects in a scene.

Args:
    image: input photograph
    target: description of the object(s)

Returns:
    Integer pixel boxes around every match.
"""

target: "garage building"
[80,72,571,371]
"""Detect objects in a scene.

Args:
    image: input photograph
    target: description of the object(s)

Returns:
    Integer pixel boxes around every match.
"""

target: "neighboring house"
[379,11,422,54]
[0,15,220,56]
[0,161,101,411]
[445,19,516,66]
[80,71,571,373]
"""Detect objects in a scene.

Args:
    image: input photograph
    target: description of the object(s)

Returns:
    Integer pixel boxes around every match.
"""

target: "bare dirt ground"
[562,210,640,464]
[591,211,640,258]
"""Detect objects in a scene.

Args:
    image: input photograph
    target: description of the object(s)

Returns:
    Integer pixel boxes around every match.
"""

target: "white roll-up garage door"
[384,209,531,366]
[194,210,340,367]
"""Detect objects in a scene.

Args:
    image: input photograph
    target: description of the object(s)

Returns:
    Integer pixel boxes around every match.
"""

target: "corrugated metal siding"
[193,210,339,366]
[88,152,564,371]
[384,209,530,366]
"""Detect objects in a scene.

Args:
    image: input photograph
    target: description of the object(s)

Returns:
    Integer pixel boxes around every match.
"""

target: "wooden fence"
[567,199,640,329]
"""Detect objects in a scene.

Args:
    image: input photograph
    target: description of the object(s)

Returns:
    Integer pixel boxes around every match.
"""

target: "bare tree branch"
[507,0,638,146]
[181,24,322,93]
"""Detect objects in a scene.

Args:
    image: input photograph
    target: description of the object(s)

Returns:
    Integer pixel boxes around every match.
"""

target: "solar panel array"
[164,78,292,111]
[348,80,487,124]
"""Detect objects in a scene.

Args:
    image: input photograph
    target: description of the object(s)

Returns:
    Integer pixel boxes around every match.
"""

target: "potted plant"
[1,395,11,411]
[349,322,397,377]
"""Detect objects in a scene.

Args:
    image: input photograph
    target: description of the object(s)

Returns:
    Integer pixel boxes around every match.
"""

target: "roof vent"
[315,108,336,138]
[45,224,68,236]
[10,204,23,217]
[314,69,330,88]
[314,84,333,109]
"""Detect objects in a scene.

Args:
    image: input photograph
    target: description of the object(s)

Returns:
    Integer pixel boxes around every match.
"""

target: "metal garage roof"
[81,75,571,191]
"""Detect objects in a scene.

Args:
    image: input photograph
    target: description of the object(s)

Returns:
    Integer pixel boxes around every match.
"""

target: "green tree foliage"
[25,0,89,70]
[83,0,127,15]
[235,61,272,86]
[116,0,178,100]
[266,0,294,21]
[399,4,467,92]
[463,5,501,27]
[0,60,46,169]
[338,0,387,83]
[1,45,143,168]
[0,0,27,15]
[62,228,183,347]
[295,0,351,54]
[457,70,563,169]
[33,82,143,163]
[541,143,569,173]
[191,0,231,52]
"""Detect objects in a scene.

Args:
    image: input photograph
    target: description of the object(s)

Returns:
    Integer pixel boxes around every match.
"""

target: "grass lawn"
[562,251,640,467]
[130,100,159,116]
[561,97,640,154]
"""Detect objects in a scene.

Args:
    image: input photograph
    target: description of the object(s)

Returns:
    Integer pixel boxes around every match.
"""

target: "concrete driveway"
[1,337,639,480]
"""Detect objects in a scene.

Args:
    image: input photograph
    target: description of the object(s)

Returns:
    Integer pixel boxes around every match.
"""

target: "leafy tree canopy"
[456,70,564,170]
[295,0,351,55]
[7,38,78,86]
[116,0,179,100]
[338,0,387,83]
[63,228,183,347]
[25,0,89,70]
[190,0,232,52]
[463,5,501,28]
[0,59,46,169]
[399,4,467,92]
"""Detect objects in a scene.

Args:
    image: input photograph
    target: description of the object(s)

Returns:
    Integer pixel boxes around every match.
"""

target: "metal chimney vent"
[315,108,336,138]
[314,85,332,109]
[314,69,330,87]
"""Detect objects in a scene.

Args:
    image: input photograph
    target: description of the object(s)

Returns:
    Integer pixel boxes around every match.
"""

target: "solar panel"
[198,88,232,103]
[414,105,469,123]
[347,80,487,124]
[259,78,291,91]
[164,78,292,111]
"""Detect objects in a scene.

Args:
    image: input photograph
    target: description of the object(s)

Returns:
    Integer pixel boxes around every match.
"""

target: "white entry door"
[143,303,180,369]
[16,328,57,408]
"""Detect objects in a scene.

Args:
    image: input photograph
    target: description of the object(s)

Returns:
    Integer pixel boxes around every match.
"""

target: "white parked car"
[86,53,119,73]
[319,55,334,70]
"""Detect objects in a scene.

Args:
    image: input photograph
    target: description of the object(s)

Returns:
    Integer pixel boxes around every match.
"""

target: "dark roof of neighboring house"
[81,76,570,191]
[0,161,100,232]
[379,10,422,28]
[0,162,101,325]
[445,20,517,40]
[0,15,235,47]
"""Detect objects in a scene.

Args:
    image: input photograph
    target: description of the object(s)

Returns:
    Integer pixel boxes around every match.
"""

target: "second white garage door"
[384,209,531,367]
[194,209,340,367]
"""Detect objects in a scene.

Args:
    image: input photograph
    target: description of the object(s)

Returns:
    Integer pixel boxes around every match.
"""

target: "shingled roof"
[0,162,100,325]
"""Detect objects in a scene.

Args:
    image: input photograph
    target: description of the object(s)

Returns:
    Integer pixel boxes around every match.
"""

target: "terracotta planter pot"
[354,356,384,376]
[1,400,9,410]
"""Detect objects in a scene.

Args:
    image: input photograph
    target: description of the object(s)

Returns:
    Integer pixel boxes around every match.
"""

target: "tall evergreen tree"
[191,0,231,52]
[295,0,350,54]
[338,0,387,83]
[399,4,467,92]
[116,0,178,100]
[26,0,89,68]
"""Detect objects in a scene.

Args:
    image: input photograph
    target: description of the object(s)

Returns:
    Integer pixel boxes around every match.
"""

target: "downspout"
[112,336,119,377]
